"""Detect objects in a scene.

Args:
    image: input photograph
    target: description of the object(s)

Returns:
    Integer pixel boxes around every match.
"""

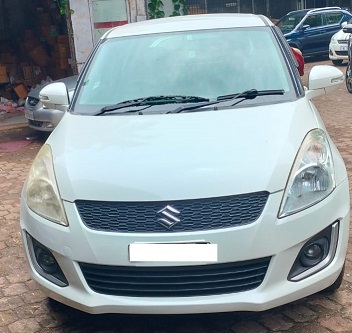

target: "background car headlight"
[26,144,68,226]
[279,129,335,218]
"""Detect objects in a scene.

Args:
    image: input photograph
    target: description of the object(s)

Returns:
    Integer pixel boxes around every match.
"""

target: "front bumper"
[20,179,350,314]
[329,44,348,61]
[27,108,64,132]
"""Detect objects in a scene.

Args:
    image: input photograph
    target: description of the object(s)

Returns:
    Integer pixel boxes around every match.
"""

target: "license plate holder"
[24,110,34,120]
[129,243,218,262]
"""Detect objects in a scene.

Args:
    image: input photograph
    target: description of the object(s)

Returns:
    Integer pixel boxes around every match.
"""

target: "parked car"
[342,23,352,92]
[276,7,352,58]
[291,47,304,75]
[20,13,349,315]
[329,20,351,65]
[24,75,78,132]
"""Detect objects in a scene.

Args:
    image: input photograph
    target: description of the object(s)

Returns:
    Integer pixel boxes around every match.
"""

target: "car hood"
[332,28,349,40]
[47,100,321,202]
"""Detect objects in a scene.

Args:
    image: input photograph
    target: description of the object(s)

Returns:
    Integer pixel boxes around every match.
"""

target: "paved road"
[1,58,352,333]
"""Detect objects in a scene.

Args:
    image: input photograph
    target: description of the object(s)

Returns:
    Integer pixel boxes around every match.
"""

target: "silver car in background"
[24,75,78,132]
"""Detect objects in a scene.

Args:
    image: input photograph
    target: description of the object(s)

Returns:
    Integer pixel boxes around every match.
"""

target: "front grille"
[79,257,271,297]
[28,120,43,127]
[76,191,269,233]
[336,51,348,56]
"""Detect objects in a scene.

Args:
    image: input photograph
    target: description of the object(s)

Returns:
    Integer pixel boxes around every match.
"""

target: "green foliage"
[148,0,165,19]
[57,0,74,15]
[148,0,188,19]
[171,0,188,16]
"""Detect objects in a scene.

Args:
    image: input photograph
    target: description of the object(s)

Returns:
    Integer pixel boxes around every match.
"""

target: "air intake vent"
[80,257,271,297]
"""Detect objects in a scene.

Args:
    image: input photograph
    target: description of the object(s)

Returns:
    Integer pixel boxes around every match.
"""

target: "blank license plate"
[129,243,218,262]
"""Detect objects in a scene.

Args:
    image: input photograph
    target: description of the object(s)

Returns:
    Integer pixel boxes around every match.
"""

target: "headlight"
[26,144,68,226]
[279,129,335,218]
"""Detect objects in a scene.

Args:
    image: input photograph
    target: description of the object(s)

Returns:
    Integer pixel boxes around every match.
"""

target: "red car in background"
[291,47,304,76]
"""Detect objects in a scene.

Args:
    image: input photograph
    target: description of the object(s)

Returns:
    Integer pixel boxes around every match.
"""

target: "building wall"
[268,0,296,19]
[70,0,95,72]
[159,0,297,19]
[69,0,147,72]
[67,0,352,72]
[127,0,147,22]
[183,0,352,19]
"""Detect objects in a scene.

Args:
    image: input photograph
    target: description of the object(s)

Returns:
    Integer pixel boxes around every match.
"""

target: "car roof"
[285,9,310,15]
[285,6,345,16]
[103,14,272,39]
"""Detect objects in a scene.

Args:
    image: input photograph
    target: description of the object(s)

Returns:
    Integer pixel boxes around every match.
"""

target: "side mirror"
[343,23,352,33]
[305,65,344,99]
[39,82,70,111]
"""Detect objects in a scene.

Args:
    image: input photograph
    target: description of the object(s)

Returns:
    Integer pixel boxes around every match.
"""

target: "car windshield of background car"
[72,27,294,115]
[276,12,306,33]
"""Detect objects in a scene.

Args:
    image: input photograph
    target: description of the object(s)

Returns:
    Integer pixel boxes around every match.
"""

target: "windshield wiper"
[94,95,209,115]
[169,89,285,113]
[217,89,285,102]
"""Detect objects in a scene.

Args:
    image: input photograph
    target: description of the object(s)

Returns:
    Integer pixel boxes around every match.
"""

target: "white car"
[329,21,351,65]
[20,14,349,315]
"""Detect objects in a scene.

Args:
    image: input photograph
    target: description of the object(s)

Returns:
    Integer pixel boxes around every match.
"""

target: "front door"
[299,13,326,56]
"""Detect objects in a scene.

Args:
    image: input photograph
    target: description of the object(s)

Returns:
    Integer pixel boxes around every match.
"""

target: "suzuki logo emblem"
[157,205,181,229]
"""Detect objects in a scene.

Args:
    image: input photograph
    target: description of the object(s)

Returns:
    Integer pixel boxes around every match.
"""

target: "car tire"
[346,64,352,93]
[322,263,345,293]
[332,59,343,66]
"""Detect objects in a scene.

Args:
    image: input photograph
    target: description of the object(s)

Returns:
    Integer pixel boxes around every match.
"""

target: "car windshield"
[72,27,294,115]
[276,12,306,32]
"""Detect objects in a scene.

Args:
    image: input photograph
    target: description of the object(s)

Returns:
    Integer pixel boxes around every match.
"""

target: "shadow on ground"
[0,127,49,143]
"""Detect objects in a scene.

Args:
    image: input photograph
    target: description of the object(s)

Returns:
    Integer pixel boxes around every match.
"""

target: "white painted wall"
[69,0,147,72]
[69,0,95,72]
[127,0,147,22]
[91,0,128,41]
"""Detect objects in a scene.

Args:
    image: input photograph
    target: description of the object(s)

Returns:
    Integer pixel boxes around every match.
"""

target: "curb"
[0,122,39,143]
[0,112,28,132]
[0,122,28,132]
